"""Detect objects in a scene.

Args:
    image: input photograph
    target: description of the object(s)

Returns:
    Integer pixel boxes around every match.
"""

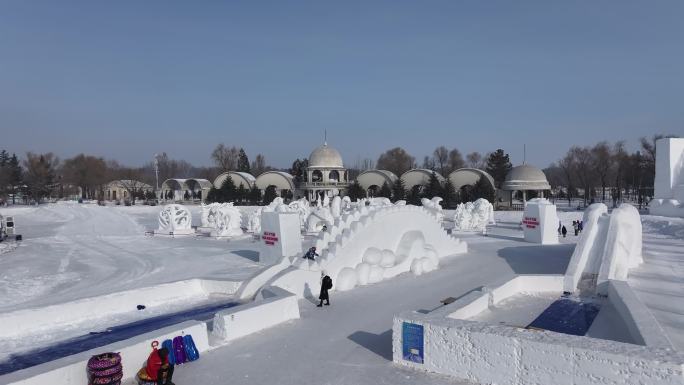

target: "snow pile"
[452,198,495,231]
[421,197,444,222]
[564,203,643,294]
[157,204,193,234]
[200,202,243,237]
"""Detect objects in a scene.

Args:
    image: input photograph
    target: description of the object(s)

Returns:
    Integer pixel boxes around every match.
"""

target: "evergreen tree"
[460,185,474,203]
[248,185,262,205]
[262,185,278,205]
[346,181,365,201]
[485,149,512,188]
[378,182,392,199]
[391,178,406,202]
[422,172,444,199]
[289,158,309,185]
[219,175,237,202]
[236,183,247,204]
[237,148,250,173]
[470,177,496,204]
[442,179,458,209]
[206,187,219,203]
[407,185,422,205]
[0,150,8,167]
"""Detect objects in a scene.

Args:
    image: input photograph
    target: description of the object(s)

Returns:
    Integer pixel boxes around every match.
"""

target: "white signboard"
[523,198,559,245]
[259,211,303,265]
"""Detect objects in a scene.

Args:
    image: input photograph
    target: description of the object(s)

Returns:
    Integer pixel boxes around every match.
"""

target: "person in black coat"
[317,271,332,307]
[561,225,567,238]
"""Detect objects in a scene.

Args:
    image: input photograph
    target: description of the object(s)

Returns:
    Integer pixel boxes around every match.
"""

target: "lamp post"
[154,154,160,200]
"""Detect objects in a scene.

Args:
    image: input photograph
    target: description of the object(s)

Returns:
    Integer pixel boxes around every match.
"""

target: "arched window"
[312,170,323,182]
[329,170,340,182]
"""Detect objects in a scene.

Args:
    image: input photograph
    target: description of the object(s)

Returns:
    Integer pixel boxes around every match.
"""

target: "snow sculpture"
[358,197,392,207]
[421,197,444,222]
[246,207,263,233]
[200,203,243,237]
[331,196,342,219]
[341,196,352,212]
[288,198,311,228]
[452,199,495,231]
[157,204,193,235]
[306,207,334,233]
[650,137,684,217]
[564,203,643,294]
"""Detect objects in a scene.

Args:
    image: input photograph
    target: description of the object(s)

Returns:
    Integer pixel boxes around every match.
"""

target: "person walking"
[572,220,579,236]
[561,225,567,238]
[579,220,583,233]
[317,271,333,307]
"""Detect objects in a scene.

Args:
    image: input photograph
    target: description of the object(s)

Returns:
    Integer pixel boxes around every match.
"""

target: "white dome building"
[501,164,551,207]
[303,142,348,201]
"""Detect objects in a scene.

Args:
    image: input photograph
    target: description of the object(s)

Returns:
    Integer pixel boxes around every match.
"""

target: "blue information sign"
[402,322,424,364]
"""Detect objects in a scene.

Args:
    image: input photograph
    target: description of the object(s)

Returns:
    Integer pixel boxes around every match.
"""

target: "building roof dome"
[501,164,551,191]
[308,143,344,168]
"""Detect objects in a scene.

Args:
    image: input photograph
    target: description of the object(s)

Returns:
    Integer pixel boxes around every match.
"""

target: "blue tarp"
[527,298,600,336]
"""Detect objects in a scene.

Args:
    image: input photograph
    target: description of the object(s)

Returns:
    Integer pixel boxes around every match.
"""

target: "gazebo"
[501,164,551,208]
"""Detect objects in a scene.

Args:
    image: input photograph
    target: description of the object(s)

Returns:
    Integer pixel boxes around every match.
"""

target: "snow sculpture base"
[259,212,303,265]
[522,198,558,244]
[651,138,684,218]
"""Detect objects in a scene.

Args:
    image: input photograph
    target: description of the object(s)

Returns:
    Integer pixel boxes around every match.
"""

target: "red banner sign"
[522,217,539,229]
[262,231,279,245]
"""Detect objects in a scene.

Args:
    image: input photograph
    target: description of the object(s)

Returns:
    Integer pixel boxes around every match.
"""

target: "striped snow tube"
[87,353,123,385]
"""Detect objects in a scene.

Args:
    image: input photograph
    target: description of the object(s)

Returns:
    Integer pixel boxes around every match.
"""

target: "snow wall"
[238,204,467,299]
[394,277,681,385]
[563,203,643,295]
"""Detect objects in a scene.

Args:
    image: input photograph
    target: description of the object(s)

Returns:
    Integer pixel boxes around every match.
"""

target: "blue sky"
[1,0,682,169]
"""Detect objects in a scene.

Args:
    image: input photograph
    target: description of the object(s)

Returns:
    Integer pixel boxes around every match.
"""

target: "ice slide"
[238,204,467,299]
[564,203,643,295]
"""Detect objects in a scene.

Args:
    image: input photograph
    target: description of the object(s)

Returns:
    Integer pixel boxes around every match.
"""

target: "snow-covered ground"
[0,202,682,384]
[0,202,262,313]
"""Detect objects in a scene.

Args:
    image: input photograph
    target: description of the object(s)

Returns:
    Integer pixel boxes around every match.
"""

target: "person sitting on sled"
[303,246,319,260]
[140,346,174,385]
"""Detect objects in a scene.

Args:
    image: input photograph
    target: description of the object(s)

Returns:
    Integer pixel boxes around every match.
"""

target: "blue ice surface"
[527,298,601,336]
[0,300,239,375]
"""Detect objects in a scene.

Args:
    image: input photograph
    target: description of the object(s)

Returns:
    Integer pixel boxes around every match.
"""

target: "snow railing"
[212,286,300,342]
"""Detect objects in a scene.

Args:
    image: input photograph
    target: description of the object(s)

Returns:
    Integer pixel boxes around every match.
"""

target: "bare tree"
[61,154,108,199]
[376,147,415,177]
[466,152,486,169]
[591,142,613,202]
[557,153,576,206]
[433,146,449,175]
[211,144,239,171]
[569,146,595,206]
[251,154,266,176]
[448,149,465,174]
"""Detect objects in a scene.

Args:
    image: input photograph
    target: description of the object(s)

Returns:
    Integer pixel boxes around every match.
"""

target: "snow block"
[212,286,299,342]
[259,212,302,265]
[522,198,559,244]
